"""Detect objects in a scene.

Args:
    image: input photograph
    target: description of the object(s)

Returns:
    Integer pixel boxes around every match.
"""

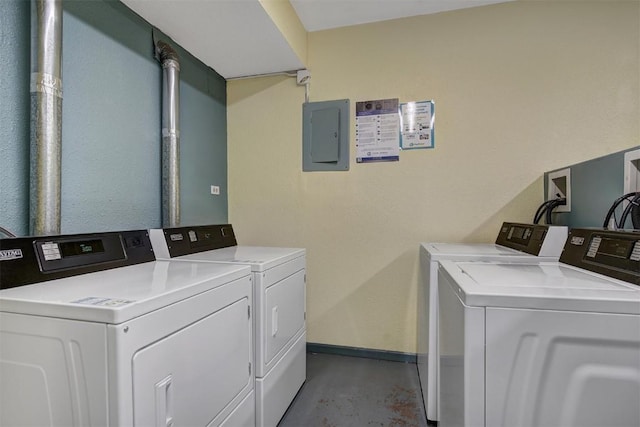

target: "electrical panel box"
[302,99,349,171]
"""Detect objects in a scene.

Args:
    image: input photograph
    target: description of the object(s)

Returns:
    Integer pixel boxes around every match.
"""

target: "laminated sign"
[355,98,400,163]
[400,100,435,150]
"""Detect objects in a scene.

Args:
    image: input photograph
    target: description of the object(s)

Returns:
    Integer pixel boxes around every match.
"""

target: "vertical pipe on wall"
[29,0,63,236]
[154,37,181,227]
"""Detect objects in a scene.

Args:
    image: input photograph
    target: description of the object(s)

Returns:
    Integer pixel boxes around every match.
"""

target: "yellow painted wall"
[228,1,639,353]
[259,0,307,65]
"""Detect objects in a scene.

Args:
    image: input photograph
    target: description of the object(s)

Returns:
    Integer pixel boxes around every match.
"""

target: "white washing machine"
[437,228,640,427]
[0,230,255,427]
[149,224,306,427]
[418,222,567,423]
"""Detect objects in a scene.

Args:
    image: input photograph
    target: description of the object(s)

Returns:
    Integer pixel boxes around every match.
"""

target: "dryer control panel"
[150,224,237,258]
[0,230,155,290]
[495,222,567,257]
[560,228,640,285]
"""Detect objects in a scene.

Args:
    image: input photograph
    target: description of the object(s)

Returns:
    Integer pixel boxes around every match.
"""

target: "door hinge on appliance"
[248,306,251,319]
[249,363,252,375]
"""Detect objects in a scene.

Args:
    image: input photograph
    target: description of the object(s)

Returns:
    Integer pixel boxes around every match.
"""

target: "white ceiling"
[121,0,305,79]
[121,0,512,79]
[290,0,512,32]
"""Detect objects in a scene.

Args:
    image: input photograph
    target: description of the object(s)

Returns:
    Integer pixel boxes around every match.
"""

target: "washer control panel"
[495,222,549,255]
[561,228,640,285]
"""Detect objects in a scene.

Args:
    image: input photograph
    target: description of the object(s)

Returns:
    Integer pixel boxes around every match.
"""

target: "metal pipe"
[30,0,63,236]
[155,39,180,228]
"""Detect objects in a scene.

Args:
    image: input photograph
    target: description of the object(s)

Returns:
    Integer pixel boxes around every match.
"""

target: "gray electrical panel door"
[303,99,349,171]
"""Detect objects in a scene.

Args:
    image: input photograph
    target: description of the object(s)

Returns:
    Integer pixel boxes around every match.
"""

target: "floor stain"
[321,416,337,427]
[384,385,420,427]
[279,354,428,427]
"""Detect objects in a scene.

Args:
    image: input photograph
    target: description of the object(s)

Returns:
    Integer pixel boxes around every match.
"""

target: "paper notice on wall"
[355,98,400,163]
[400,100,435,149]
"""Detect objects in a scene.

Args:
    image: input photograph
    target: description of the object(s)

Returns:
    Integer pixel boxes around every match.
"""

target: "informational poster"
[400,100,435,149]
[355,98,400,163]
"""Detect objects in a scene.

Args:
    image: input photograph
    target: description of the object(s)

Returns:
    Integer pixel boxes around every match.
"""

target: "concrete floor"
[279,352,428,427]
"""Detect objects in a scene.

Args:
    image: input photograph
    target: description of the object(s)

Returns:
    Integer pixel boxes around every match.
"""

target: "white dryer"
[418,222,568,423]
[437,228,640,427]
[149,224,306,427]
[0,230,255,427]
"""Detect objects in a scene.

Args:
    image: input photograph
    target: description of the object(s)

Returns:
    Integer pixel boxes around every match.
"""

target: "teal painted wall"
[545,146,639,228]
[0,0,228,236]
[0,0,30,236]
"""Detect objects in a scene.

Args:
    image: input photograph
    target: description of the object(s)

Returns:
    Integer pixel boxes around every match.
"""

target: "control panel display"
[60,240,105,257]
[507,225,532,244]
[40,239,107,262]
[36,235,126,273]
[585,235,640,262]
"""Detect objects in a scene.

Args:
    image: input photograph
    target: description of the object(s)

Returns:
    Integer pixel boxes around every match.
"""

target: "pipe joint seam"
[162,129,180,138]
[162,59,180,71]
[30,72,63,98]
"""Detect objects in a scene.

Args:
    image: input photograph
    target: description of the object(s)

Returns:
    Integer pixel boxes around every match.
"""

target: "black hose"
[533,200,554,224]
[618,193,640,229]
[632,203,640,229]
[544,198,567,225]
[533,195,565,225]
[603,192,639,228]
[534,195,561,224]
[0,226,17,238]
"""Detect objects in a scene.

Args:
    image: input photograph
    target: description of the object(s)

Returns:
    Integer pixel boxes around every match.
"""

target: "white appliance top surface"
[169,246,305,272]
[0,261,251,324]
[422,242,557,262]
[439,260,640,314]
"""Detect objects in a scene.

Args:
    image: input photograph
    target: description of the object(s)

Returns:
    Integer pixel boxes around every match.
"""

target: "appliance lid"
[422,242,558,262]
[426,242,523,256]
[173,246,305,272]
[439,260,640,314]
[0,261,251,324]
